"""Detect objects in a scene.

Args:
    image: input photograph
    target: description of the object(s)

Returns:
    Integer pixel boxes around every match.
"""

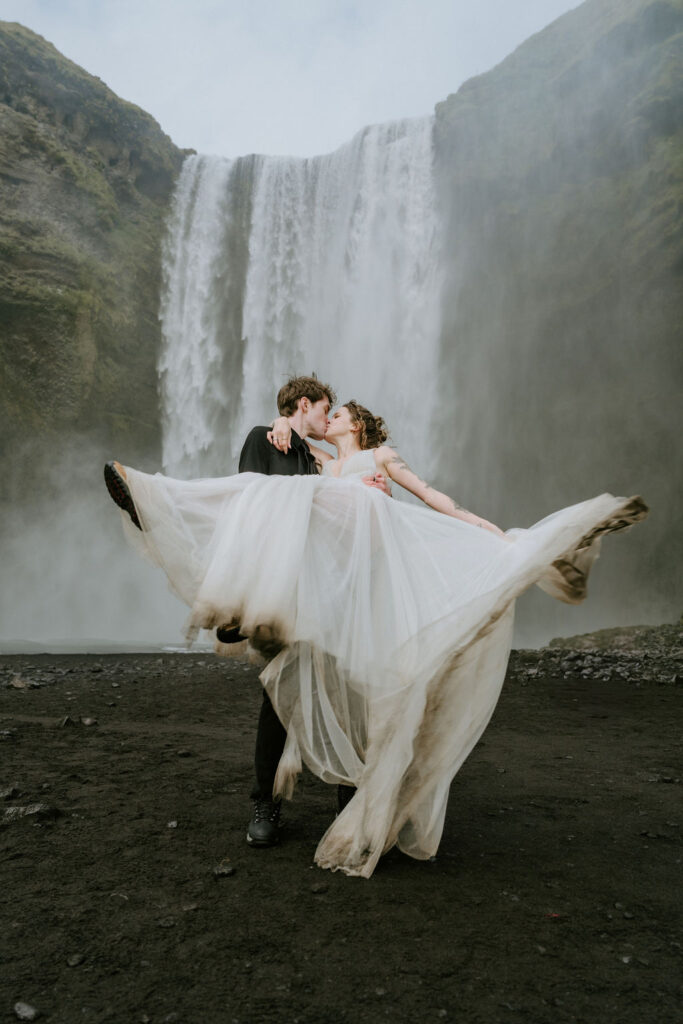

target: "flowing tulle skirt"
[117,468,647,876]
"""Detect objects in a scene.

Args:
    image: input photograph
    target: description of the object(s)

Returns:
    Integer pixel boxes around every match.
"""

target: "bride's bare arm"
[307,442,335,469]
[265,418,389,490]
[265,417,335,471]
[375,447,504,536]
[266,417,294,452]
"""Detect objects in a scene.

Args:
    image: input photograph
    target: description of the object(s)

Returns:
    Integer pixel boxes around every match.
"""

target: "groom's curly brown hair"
[277,374,337,416]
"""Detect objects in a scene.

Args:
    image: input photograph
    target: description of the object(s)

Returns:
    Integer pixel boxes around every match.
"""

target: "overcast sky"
[0,0,579,157]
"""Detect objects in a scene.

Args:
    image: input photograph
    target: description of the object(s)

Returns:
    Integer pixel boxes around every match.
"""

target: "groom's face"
[304,397,331,440]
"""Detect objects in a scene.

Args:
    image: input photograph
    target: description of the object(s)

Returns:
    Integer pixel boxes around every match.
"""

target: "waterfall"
[159,117,442,478]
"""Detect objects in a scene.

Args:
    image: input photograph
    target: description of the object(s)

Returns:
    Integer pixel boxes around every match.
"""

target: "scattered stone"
[182,902,199,912]
[158,916,176,928]
[0,729,16,741]
[10,676,30,689]
[176,749,193,757]
[14,1003,38,1021]
[167,820,178,829]
[80,717,98,727]
[311,882,328,894]
[1,785,20,800]
[213,859,236,878]
[67,953,85,967]
[375,986,386,996]
[60,716,76,728]
[509,623,682,686]
[3,804,60,824]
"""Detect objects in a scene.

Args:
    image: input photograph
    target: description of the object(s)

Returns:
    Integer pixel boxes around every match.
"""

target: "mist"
[1,0,680,652]
[0,444,187,652]
[430,0,682,644]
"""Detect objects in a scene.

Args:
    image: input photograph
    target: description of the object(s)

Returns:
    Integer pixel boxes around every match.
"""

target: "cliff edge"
[0,22,185,495]
[434,0,683,637]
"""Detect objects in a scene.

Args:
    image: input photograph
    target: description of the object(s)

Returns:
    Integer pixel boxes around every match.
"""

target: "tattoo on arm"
[448,498,473,515]
[387,454,430,489]
[386,452,480,519]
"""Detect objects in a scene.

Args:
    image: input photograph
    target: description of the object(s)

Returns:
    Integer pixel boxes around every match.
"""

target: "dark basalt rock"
[507,618,683,685]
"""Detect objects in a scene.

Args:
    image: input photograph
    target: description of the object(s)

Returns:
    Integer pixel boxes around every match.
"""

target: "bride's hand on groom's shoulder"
[267,417,292,452]
[362,472,392,496]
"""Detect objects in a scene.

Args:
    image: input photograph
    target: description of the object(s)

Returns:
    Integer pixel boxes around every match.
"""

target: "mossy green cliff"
[434,0,682,634]
[0,22,185,496]
[0,2,680,640]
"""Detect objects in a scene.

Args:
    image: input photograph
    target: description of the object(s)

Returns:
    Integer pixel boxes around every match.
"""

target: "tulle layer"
[119,467,647,876]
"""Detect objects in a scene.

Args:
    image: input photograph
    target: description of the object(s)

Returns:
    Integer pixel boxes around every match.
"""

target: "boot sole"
[246,831,279,847]
[104,462,142,530]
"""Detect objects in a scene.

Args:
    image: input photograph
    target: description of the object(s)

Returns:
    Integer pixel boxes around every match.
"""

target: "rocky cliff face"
[0,22,185,499]
[434,0,682,638]
[1,4,680,644]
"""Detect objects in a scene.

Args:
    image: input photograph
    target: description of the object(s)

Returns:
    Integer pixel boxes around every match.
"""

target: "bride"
[269,400,505,533]
[105,400,647,877]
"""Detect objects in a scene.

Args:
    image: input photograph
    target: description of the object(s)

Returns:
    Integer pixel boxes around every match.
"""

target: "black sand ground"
[1,627,681,1024]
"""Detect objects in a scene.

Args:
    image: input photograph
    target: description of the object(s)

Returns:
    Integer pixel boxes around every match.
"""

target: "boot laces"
[253,799,280,824]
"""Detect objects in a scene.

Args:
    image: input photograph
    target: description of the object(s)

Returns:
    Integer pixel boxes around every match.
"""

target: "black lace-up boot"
[246,798,282,847]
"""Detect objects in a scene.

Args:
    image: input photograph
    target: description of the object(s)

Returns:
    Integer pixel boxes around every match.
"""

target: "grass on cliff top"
[0,21,168,139]
[0,20,184,187]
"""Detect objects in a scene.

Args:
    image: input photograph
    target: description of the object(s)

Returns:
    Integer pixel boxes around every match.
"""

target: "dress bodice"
[321,450,378,479]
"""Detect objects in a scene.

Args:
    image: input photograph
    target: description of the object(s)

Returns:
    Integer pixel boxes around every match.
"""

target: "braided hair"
[344,400,389,450]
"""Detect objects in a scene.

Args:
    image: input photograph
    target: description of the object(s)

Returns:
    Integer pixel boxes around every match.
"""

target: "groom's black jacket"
[238,426,318,477]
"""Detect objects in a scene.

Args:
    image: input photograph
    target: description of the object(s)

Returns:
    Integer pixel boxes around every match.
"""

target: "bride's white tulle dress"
[116,451,647,877]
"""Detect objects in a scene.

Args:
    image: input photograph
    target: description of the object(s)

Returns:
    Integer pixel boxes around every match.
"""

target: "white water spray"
[160,117,442,477]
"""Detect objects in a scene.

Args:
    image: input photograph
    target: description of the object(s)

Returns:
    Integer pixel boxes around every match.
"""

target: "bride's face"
[325,406,358,441]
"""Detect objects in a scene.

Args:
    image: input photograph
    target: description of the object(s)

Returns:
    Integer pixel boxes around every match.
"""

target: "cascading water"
[159,117,442,479]
[158,157,234,474]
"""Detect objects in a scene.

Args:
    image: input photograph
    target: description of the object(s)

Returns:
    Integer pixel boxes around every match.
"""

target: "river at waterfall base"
[1,629,679,1021]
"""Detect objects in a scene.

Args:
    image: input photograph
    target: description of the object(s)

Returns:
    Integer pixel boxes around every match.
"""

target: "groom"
[234,374,385,847]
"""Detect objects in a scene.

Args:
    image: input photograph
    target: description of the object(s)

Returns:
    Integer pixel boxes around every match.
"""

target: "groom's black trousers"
[238,425,317,801]
[252,691,288,800]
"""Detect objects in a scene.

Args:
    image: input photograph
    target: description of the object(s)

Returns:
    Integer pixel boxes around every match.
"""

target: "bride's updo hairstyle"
[344,400,389,450]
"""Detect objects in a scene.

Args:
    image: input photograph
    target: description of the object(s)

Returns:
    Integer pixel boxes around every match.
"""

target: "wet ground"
[1,625,681,1023]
